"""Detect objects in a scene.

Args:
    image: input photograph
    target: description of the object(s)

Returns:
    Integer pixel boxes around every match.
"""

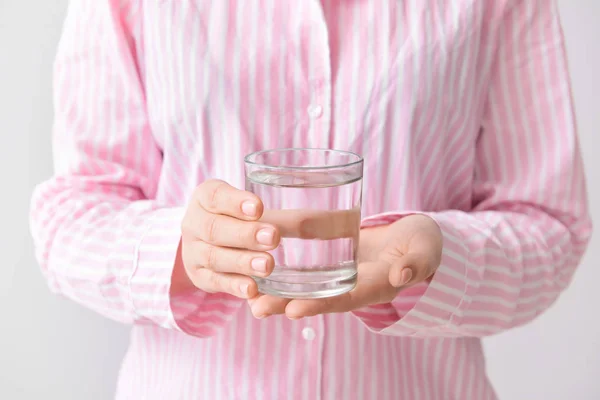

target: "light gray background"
[0,1,598,399]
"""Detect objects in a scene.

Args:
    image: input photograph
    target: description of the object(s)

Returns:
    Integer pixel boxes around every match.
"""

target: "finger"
[388,252,433,288]
[184,208,280,250]
[284,261,392,319]
[261,208,360,240]
[284,292,356,319]
[191,268,258,299]
[195,179,264,220]
[189,240,274,277]
[248,294,290,318]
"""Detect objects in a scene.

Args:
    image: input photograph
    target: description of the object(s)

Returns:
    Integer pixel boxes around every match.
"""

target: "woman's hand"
[247,214,443,319]
[171,180,280,299]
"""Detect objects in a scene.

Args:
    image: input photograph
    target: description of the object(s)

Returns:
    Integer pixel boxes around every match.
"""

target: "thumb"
[388,252,431,288]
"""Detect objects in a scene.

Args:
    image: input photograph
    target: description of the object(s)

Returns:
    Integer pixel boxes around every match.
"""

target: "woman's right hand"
[172,179,280,299]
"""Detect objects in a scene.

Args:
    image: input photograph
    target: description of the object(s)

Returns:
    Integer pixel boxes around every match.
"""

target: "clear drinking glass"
[244,148,364,299]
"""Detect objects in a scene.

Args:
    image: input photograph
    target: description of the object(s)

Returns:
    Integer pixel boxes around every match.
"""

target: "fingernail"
[256,228,275,245]
[241,201,257,217]
[251,258,268,273]
[240,283,249,296]
[400,268,413,286]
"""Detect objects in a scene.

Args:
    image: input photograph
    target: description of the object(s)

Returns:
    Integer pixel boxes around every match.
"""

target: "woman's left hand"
[248,214,443,319]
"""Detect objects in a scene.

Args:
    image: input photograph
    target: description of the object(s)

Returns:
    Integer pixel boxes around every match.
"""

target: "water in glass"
[246,166,362,299]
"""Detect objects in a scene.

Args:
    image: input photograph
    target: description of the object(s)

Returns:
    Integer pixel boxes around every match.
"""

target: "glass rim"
[244,147,364,171]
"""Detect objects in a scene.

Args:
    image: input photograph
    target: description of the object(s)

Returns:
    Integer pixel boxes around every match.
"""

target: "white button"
[301,327,316,341]
[307,104,323,119]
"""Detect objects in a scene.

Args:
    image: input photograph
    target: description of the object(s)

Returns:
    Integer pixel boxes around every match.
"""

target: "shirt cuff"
[129,207,244,337]
[128,207,186,330]
[353,211,470,336]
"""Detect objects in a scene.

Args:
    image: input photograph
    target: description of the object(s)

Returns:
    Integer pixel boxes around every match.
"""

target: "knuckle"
[192,183,208,205]
[199,179,221,192]
[203,245,218,270]
[201,215,219,243]
[191,185,202,203]
[207,180,228,210]
[180,211,194,236]
[194,182,205,194]
[203,179,224,187]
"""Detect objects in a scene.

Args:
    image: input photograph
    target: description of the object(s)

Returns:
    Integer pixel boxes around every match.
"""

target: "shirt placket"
[300,4,329,400]
[306,1,332,149]
[296,315,325,400]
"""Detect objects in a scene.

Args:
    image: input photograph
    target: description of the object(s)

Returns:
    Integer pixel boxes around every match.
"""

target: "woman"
[30,0,592,399]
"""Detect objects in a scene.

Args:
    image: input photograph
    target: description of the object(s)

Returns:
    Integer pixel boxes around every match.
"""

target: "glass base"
[254,264,357,299]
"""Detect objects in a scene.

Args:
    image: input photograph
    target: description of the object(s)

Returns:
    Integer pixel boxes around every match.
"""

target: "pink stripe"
[28,1,591,399]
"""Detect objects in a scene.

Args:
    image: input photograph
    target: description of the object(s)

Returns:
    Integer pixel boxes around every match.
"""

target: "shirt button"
[307,104,323,119]
[301,327,316,341]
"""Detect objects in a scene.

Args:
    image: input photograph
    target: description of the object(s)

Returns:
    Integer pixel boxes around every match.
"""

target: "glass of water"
[244,148,364,299]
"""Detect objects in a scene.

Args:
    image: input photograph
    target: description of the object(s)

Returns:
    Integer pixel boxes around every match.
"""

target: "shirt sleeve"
[29,0,242,338]
[352,0,592,338]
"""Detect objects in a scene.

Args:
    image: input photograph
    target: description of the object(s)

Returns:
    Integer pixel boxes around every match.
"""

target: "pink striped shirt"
[29,0,592,399]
